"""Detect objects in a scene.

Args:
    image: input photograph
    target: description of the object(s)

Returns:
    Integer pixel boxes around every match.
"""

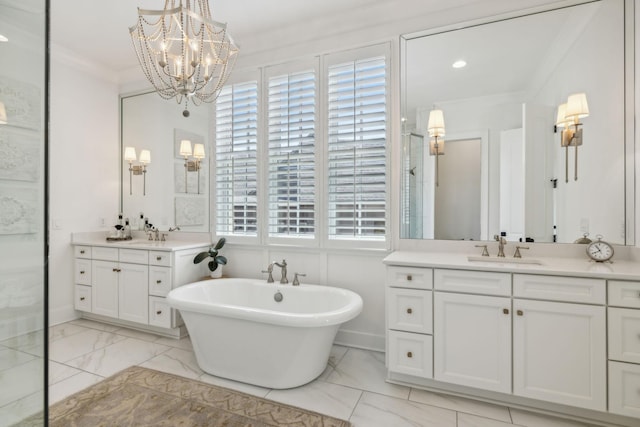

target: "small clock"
[586,235,614,263]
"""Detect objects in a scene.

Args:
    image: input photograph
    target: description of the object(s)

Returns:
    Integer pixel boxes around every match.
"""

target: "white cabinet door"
[118,262,149,324]
[92,260,119,318]
[434,292,511,393]
[513,299,606,411]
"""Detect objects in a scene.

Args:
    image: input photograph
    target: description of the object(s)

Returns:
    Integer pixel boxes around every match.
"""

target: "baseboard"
[335,328,385,352]
[49,304,79,327]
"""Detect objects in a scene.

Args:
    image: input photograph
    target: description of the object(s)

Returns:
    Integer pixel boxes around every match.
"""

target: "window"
[215,80,259,236]
[327,55,387,240]
[267,68,316,238]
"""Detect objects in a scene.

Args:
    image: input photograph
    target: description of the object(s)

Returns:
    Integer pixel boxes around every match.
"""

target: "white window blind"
[327,55,387,240]
[215,81,258,236]
[267,69,316,237]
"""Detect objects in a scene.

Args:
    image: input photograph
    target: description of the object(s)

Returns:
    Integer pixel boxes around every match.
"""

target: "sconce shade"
[565,93,589,120]
[139,149,151,164]
[555,103,569,128]
[180,140,193,157]
[0,102,6,125]
[124,146,137,162]
[427,109,445,137]
[193,143,206,159]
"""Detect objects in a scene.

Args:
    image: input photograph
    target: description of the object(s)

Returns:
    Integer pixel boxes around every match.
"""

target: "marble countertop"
[383,251,640,281]
[71,231,211,252]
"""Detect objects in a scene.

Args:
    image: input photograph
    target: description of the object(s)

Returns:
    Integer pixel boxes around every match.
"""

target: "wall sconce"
[179,139,206,194]
[427,109,445,187]
[555,93,589,182]
[0,101,7,125]
[124,147,151,195]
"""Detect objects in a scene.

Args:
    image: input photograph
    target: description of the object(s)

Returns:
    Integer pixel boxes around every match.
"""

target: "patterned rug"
[40,366,352,426]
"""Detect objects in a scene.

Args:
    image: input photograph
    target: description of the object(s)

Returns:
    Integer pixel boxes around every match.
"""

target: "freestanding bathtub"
[166,278,363,389]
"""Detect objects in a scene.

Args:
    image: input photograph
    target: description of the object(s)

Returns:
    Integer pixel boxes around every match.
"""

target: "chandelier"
[129,0,239,117]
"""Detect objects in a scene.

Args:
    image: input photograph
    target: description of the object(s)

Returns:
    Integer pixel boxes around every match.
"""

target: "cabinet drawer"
[387,288,432,334]
[119,249,149,265]
[91,246,119,261]
[149,266,173,297]
[434,269,510,296]
[74,245,92,259]
[609,281,640,308]
[513,274,605,304]
[388,330,432,378]
[74,285,91,312]
[149,296,172,328]
[386,266,432,289]
[609,361,640,418]
[75,259,91,285]
[609,308,640,364]
[149,251,171,267]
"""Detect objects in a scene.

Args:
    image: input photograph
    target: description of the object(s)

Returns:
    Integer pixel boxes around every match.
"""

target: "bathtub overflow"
[274,291,283,303]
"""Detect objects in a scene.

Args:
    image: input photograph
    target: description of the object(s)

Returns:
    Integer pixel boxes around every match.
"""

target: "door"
[92,260,119,318]
[434,292,511,393]
[513,299,606,411]
[118,262,149,324]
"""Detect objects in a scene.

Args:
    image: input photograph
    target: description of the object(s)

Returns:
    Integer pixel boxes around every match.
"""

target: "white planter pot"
[210,266,223,279]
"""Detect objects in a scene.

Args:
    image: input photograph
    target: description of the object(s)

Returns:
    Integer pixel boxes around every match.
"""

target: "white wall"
[49,47,119,324]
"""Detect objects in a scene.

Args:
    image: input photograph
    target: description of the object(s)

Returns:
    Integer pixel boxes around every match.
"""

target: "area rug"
[44,366,352,427]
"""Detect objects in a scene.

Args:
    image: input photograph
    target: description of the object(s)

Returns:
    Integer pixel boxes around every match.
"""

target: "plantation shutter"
[215,81,259,236]
[327,55,387,240]
[267,69,316,238]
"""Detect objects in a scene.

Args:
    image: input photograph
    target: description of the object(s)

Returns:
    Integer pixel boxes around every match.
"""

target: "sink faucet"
[273,259,288,284]
[494,234,506,257]
[261,262,275,283]
[153,228,160,241]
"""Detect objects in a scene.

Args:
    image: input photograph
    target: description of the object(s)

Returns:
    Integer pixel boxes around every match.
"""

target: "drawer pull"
[156,256,162,261]
[503,308,509,315]
[80,250,85,254]
[406,274,412,281]
[407,308,413,314]
[80,270,85,274]
[407,351,413,358]
[80,297,85,301]
[517,310,523,316]
[156,310,162,315]
[156,280,162,284]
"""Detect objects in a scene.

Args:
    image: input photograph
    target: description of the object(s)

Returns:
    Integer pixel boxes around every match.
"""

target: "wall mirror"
[120,91,210,232]
[400,0,632,244]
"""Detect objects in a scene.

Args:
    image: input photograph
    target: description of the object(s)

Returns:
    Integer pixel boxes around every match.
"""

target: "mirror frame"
[396,0,635,246]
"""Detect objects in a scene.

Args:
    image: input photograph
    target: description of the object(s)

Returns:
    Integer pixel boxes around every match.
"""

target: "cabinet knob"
[406,274,412,281]
[112,268,118,272]
[407,308,413,314]
[156,256,162,261]
[156,280,162,284]
[517,310,523,316]
[503,308,509,315]
[80,297,85,301]
[80,270,85,275]
[407,351,413,358]
[156,310,162,315]
[80,250,85,254]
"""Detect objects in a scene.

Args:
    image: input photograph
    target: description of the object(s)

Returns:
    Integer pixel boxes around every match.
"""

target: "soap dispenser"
[124,218,132,239]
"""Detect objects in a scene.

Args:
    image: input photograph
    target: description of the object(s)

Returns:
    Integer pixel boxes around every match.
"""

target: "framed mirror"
[120,91,210,232]
[400,0,631,244]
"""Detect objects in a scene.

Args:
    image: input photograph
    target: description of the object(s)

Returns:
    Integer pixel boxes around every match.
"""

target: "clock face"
[587,241,614,262]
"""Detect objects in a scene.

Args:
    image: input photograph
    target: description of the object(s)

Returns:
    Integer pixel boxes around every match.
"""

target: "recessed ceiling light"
[452,60,467,69]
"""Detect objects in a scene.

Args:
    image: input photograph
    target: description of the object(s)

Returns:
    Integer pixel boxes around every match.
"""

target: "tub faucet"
[494,234,506,257]
[261,263,275,283]
[274,259,288,284]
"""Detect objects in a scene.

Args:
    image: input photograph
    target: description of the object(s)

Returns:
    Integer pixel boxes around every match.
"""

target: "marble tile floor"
[0,319,601,427]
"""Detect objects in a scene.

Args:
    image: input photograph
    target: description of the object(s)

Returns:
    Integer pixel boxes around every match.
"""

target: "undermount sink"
[467,255,543,265]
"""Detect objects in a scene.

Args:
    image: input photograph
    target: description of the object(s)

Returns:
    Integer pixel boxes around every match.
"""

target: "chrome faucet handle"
[292,273,306,286]
[147,231,154,241]
[514,246,529,258]
[474,244,489,257]
[262,264,274,283]
[161,233,168,242]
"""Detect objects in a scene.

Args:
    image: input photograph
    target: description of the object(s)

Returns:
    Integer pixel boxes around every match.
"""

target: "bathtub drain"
[274,291,283,302]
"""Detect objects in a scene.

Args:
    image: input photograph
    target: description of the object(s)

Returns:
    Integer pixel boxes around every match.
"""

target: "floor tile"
[49,323,89,342]
[0,347,36,371]
[49,361,83,385]
[0,329,43,351]
[0,390,44,427]
[409,388,512,422]
[112,327,162,342]
[48,371,104,405]
[509,408,597,427]
[199,373,271,398]
[327,348,410,399]
[69,318,121,332]
[48,329,126,363]
[65,337,170,377]
[0,358,43,407]
[458,412,521,427]
[349,391,457,427]
[140,347,203,379]
[266,380,362,421]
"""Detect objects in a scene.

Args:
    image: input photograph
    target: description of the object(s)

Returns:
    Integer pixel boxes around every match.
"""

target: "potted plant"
[193,238,227,278]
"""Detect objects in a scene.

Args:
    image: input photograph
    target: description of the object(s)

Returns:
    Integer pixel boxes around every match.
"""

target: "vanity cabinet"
[73,242,208,337]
